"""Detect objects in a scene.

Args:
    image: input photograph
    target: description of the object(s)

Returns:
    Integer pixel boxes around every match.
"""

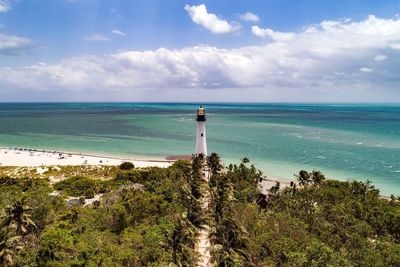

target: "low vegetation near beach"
[0,155,399,266]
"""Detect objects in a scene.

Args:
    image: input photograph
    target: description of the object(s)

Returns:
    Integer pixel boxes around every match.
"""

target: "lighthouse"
[195,106,207,156]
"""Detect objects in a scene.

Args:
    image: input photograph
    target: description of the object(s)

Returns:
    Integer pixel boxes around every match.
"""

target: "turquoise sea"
[0,103,399,196]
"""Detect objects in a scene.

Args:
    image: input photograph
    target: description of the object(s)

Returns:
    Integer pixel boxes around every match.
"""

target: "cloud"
[0,0,10,12]
[184,4,238,34]
[1,15,400,101]
[239,12,260,22]
[359,67,373,73]
[253,15,400,51]
[252,25,294,41]
[83,34,110,41]
[111,29,126,36]
[374,54,387,61]
[0,33,33,55]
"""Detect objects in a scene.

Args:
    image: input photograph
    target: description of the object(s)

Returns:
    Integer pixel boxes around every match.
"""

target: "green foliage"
[119,161,135,170]
[208,153,222,176]
[244,172,400,266]
[209,155,252,266]
[37,226,75,265]
[54,176,109,198]
[13,161,201,266]
[295,170,327,187]
[163,217,197,266]
[1,199,37,236]
[0,157,399,266]
[207,157,400,266]
[0,229,21,267]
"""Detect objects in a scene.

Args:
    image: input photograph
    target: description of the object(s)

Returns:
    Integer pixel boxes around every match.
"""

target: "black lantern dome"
[196,106,206,121]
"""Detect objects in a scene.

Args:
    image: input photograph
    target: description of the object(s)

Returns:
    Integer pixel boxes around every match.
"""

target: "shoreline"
[0,145,292,184]
[0,146,394,198]
[0,147,172,168]
[0,146,173,163]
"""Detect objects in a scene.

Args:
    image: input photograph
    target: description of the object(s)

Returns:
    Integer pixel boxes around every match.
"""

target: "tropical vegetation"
[0,155,399,266]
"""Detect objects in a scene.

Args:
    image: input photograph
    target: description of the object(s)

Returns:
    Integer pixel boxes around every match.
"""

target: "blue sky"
[0,0,400,101]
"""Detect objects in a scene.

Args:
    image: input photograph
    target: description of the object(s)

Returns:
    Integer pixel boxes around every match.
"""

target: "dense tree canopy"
[0,157,399,266]
[209,164,400,266]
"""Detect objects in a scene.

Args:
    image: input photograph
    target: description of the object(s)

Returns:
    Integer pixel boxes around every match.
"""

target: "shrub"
[0,176,18,186]
[54,176,100,198]
[119,162,135,170]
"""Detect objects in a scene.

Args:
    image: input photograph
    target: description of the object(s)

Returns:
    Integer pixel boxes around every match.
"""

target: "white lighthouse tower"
[195,106,207,156]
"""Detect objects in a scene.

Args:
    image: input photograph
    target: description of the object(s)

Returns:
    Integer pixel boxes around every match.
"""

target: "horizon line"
[0,101,400,105]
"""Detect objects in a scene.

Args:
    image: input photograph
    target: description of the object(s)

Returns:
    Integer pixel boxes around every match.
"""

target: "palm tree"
[211,244,246,267]
[165,216,197,266]
[208,153,222,176]
[179,184,207,228]
[210,214,250,266]
[311,170,326,186]
[210,176,234,225]
[295,170,311,187]
[1,199,36,235]
[209,173,250,266]
[0,230,21,267]
[192,154,205,173]
[190,155,206,200]
[241,157,250,164]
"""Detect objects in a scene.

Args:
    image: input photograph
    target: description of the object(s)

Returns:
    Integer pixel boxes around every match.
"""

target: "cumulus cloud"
[111,29,126,36]
[252,25,295,41]
[253,15,400,51]
[0,33,33,55]
[184,4,238,34]
[83,34,110,41]
[0,0,10,12]
[1,15,400,101]
[239,12,260,22]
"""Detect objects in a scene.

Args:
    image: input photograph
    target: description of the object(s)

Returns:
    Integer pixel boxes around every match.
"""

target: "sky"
[0,0,400,102]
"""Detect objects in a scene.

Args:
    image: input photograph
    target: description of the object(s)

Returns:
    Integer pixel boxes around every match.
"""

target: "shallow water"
[0,103,399,196]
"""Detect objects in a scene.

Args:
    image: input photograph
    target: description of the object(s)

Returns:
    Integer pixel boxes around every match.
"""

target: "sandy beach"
[0,147,172,168]
[0,147,294,193]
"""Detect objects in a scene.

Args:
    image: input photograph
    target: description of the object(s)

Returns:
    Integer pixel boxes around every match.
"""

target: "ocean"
[0,103,399,196]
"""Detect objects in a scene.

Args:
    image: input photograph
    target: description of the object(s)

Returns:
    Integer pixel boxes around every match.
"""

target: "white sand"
[258,178,295,195]
[0,147,172,168]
